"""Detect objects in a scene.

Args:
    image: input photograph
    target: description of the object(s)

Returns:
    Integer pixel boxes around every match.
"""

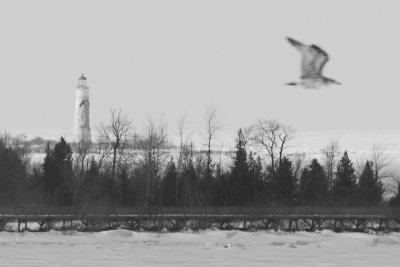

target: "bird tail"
[324,77,341,85]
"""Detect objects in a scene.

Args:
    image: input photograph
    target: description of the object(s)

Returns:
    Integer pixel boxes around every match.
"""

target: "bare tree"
[179,141,198,207]
[176,113,187,206]
[0,132,31,168]
[292,152,306,182]
[354,155,367,178]
[73,140,91,179]
[252,119,295,174]
[389,172,400,197]
[321,139,340,190]
[139,117,169,206]
[204,106,220,177]
[95,127,112,172]
[371,142,392,181]
[97,108,134,178]
[194,149,207,206]
[176,114,189,175]
[241,126,254,151]
[215,142,225,178]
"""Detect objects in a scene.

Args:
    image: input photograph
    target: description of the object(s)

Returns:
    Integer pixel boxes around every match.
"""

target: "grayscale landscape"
[1,0,400,266]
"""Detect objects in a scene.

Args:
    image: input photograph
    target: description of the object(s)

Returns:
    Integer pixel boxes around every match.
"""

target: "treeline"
[1,109,399,208]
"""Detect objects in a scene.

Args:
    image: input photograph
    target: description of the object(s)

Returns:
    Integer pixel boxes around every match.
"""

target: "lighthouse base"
[75,127,91,144]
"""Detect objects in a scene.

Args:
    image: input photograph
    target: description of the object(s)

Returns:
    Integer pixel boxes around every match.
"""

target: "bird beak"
[286,82,297,86]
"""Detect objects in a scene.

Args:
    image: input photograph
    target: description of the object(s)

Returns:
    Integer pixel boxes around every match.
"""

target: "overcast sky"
[1,0,400,140]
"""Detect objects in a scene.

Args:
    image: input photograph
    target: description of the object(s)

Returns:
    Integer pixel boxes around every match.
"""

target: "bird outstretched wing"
[287,37,329,78]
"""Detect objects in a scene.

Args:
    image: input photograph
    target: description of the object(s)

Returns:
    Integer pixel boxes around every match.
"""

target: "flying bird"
[286,37,340,89]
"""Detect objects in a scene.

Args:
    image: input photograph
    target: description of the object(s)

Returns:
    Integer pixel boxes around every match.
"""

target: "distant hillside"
[28,137,57,153]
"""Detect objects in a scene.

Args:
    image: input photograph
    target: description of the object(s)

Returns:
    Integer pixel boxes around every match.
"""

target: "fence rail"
[2,206,400,217]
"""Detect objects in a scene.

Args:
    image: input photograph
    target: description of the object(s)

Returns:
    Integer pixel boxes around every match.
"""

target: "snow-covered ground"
[1,229,400,266]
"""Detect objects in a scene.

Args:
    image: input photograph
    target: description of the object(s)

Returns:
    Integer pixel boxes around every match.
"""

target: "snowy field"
[1,229,400,266]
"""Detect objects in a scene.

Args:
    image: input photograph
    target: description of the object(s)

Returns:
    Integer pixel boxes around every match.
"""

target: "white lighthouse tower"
[74,74,91,143]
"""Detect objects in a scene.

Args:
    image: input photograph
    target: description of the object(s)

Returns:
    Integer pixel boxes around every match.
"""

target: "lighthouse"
[74,74,91,143]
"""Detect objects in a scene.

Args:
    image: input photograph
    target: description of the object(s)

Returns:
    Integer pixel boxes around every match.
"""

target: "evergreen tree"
[99,172,119,206]
[389,183,400,206]
[180,158,198,207]
[229,129,251,205]
[248,152,263,205]
[118,168,134,206]
[76,159,100,206]
[42,143,56,203]
[300,159,328,206]
[213,171,230,206]
[86,160,119,207]
[274,157,295,204]
[357,161,384,206]
[0,140,28,206]
[42,137,74,206]
[161,158,178,206]
[331,151,357,206]
[28,164,44,205]
[130,165,148,206]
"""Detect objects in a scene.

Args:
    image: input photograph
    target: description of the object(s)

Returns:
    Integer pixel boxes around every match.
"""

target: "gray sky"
[1,0,400,139]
